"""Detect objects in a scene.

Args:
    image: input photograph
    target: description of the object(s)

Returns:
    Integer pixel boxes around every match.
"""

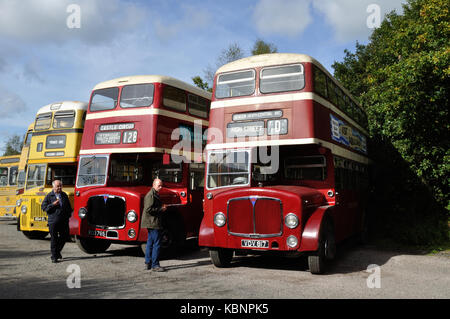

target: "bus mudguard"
[299,205,334,252]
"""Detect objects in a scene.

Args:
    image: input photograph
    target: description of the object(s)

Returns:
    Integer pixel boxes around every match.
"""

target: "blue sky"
[0,0,406,151]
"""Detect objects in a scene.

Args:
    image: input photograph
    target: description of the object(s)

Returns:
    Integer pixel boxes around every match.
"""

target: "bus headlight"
[16,199,22,207]
[78,207,87,219]
[214,212,226,227]
[285,213,299,229]
[21,205,27,214]
[127,210,137,223]
[128,228,136,238]
[286,235,298,248]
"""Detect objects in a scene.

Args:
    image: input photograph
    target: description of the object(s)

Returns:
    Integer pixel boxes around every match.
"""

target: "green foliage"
[333,0,449,245]
[251,39,278,55]
[2,134,23,156]
[191,75,211,92]
[193,39,278,89]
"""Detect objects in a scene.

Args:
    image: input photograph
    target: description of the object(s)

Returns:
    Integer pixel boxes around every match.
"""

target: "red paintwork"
[71,81,209,245]
[199,60,369,256]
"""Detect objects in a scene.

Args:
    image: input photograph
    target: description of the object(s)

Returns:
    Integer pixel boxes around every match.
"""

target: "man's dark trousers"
[49,218,70,259]
[41,190,72,261]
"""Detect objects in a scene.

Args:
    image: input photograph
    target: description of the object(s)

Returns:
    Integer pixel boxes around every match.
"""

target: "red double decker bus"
[199,53,370,274]
[71,75,211,254]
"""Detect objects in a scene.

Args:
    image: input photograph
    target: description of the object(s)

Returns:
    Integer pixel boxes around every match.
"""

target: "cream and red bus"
[71,75,211,254]
[199,53,370,274]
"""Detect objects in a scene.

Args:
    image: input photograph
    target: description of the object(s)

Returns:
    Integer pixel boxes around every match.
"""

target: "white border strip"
[86,108,209,126]
[211,92,367,135]
[79,147,204,161]
[206,138,369,164]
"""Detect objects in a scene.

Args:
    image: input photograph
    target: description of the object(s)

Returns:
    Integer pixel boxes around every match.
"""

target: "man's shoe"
[51,258,58,263]
[152,267,165,272]
[145,264,151,270]
[57,253,63,261]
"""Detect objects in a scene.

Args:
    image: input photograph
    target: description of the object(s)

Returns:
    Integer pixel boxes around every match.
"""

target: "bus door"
[188,162,205,234]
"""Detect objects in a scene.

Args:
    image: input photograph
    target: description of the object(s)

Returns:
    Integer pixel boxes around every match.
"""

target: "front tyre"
[209,248,233,268]
[75,235,111,254]
[308,219,336,274]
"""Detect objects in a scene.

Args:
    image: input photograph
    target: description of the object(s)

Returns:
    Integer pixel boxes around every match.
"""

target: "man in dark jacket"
[41,179,72,263]
[141,178,166,271]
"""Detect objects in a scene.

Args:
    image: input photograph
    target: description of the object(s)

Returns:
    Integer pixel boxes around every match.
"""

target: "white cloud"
[253,0,313,37]
[0,0,147,45]
[312,0,406,42]
[0,86,27,117]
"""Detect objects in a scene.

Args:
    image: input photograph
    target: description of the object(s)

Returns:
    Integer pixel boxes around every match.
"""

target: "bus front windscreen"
[207,150,250,189]
[76,155,108,187]
[26,164,46,189]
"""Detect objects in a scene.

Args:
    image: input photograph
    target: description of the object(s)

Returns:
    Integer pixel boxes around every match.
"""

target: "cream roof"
[216,53,319,74]
[36,101,88,115]
[92,75,212,100]
[215,53,361,108]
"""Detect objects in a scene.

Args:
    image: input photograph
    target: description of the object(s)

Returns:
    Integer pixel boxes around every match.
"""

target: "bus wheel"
[22,231,49,240]
[308,219,336,274]
[209,248,233,268]
[75,235,111,254]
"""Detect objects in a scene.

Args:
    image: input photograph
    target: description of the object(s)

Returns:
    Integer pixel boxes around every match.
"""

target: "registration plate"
[241,239,269,248]
[88,229,106,237]
[34,217,46,222]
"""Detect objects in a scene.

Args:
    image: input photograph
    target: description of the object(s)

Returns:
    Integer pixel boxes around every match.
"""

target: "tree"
[332,0,449,245]
[193,42,245,91]
[2,134,23,156]
[191,75,211,92]
[251,39,278,55]
[193,39,278,90]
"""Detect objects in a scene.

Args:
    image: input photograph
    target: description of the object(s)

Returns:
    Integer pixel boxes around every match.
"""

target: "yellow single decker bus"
[0,155,20,218]
[18,101,87,239]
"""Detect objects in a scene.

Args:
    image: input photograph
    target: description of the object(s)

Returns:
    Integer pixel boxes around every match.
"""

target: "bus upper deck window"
[35,113,52,131]
[90,87,119,111]
[260,64,305,94]
[215,70,255,99]
[53,110,75,128]
[188,94,209,118]
[120,84,154,108]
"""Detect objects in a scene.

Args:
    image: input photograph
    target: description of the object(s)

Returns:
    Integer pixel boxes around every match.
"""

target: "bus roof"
[92,75,212,100]
[36,101,88,115]
[215,53,364,114]
[216,53,321,74]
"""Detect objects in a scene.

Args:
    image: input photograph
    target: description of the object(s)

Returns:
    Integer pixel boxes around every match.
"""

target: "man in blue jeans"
[141,178,167,271]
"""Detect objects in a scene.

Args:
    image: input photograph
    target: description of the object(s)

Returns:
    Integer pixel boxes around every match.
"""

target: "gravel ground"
[0,219,448,300]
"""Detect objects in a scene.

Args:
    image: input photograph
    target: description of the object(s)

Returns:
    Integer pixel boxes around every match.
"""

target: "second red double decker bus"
[199,53,370,274]
[71,75,211,254]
